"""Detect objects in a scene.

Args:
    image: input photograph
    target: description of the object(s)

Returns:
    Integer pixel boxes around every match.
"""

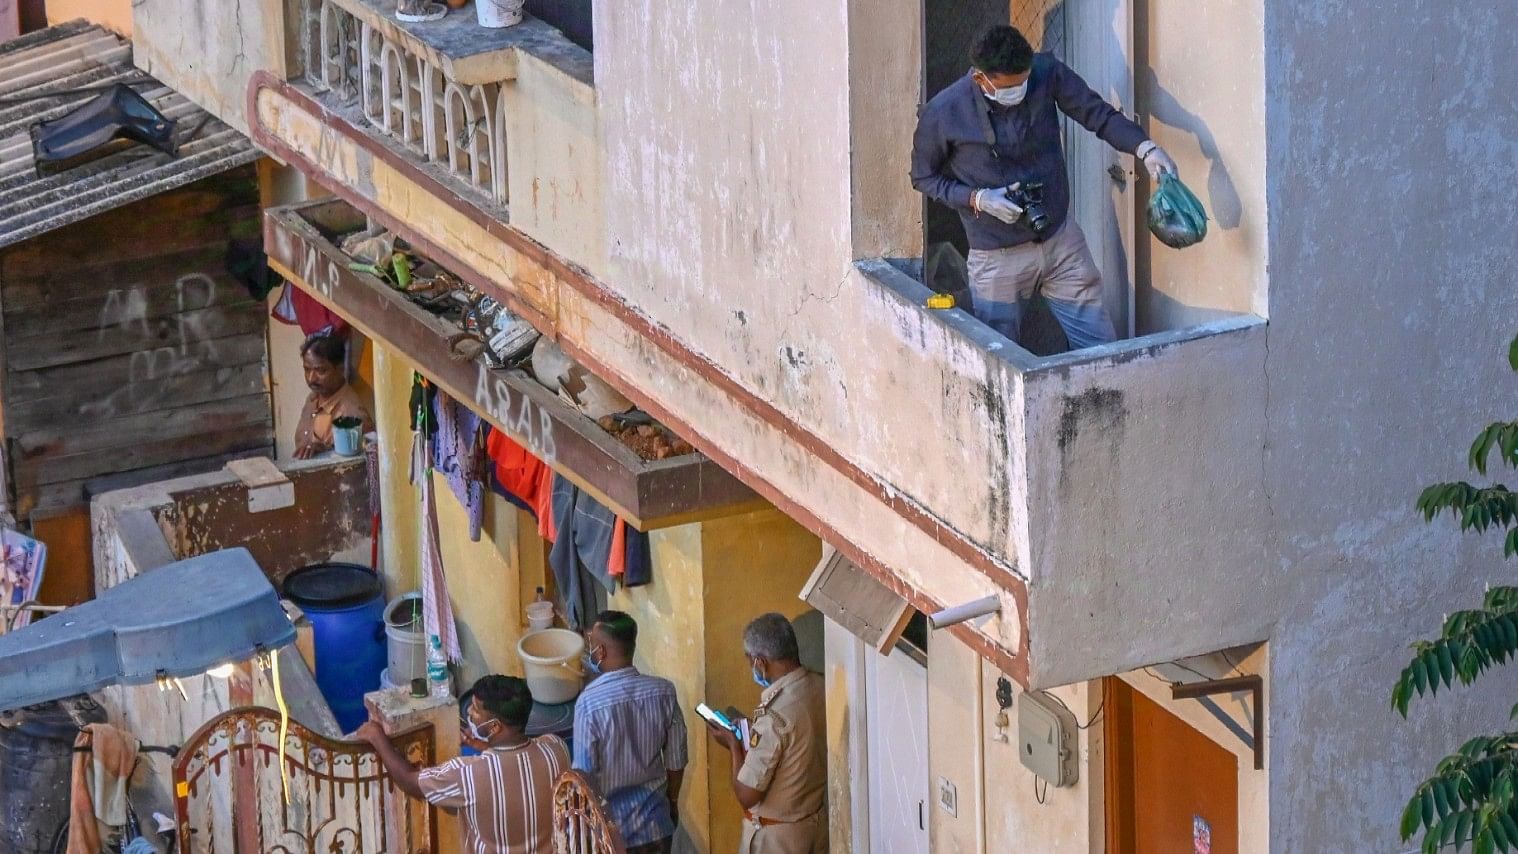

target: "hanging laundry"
[609,518,627,578]
[272,282,348,336]
[535,464,558,542]
[431,392,485,542]
[412,386,461,664]
[623,522,653,587]
[485,427,547,513]
[608,517,654,588]
[547,476,594,630]
[67,723,140,854]
[546,475,656,629]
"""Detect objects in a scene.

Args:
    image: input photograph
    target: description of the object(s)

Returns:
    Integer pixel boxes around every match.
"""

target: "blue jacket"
[910,55,1149,250]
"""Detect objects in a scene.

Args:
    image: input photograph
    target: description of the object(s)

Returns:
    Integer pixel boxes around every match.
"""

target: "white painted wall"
[927,633,1099,853]
[595,0,1032,572]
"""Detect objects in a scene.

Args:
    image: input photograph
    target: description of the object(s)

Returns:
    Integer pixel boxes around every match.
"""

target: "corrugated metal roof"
[0,20,261,250]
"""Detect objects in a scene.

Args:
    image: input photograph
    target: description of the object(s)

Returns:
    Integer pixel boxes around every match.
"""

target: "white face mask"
[988,81,1027,107]
[975,71,1028,107]
[465,716,498,742]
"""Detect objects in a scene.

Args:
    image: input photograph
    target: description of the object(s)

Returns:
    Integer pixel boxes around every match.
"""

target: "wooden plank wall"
[0,166,272,516]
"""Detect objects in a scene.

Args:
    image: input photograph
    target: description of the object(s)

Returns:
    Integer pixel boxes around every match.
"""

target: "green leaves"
[1396,333,1518,852]
[1469,424,1518,477]
[1400,737,1518,850]
[1393,595,1518,718]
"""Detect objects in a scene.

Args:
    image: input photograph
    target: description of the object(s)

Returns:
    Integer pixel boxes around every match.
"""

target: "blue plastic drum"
[282,562,386,733]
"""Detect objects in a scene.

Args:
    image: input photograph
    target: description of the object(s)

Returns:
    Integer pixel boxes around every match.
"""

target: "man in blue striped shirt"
[573,610,689,853]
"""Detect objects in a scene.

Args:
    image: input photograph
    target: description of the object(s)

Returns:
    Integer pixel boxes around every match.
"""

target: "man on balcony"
[573,610,689,853]
[910,25,1177,351]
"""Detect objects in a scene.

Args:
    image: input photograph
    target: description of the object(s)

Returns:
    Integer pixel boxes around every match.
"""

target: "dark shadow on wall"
[1137,66,1242,230]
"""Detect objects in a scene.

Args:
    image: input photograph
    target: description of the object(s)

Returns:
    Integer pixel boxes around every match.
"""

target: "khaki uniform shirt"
[294,384,371,451]
[736,668,828,854]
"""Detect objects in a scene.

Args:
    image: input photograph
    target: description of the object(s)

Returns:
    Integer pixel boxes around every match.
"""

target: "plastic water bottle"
[427,635,451,699]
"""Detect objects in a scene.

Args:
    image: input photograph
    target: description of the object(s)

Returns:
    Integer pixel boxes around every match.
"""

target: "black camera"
[1004,181,1051,238]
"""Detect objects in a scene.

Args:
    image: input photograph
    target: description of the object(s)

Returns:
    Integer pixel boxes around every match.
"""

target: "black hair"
[970,25,1034,76]
[593,609,638,656]
[300,331,347,366]
[471,675,533,729]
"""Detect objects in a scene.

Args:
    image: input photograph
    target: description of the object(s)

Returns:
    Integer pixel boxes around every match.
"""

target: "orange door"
[1104,677,1239,854]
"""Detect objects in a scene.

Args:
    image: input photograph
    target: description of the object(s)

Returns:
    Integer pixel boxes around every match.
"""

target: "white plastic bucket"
[384,593,426,686]
[475,0,524,28]
[517,628,584,704]
[526,601,554,631]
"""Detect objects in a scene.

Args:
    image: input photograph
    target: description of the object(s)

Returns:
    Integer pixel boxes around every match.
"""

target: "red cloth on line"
[486,429,547,512]
[273,283,349,336]
[535,465,558,542]
[608,517,627,578]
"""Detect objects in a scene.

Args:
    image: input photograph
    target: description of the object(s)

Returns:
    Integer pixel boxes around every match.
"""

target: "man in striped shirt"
[573,610,689,853]
[358,675,569,854]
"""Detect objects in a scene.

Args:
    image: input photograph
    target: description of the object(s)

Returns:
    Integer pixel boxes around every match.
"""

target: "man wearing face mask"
[910,24,1178,351]
[358,675,567,854]
[706,613,827,853]
[572,610,688,853]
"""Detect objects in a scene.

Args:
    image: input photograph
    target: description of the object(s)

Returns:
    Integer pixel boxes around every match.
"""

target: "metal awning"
[0,20,261,250]
[0,548,295,711]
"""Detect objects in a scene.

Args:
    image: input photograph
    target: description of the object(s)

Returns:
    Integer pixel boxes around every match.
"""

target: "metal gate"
[552,769,626,854]
[172,707,436,853]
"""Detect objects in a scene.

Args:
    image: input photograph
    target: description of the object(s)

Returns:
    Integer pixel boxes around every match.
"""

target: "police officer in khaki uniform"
[706,613,828,854]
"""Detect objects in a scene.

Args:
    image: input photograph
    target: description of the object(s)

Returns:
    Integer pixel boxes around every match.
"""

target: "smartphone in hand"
[696,702,741,738]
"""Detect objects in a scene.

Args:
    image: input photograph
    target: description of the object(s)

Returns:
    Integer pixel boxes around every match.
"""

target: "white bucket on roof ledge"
[517,628,584,704]
[476,0,524,28]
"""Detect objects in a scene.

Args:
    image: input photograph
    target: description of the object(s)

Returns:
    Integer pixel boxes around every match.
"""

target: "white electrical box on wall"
[1018,691,1079,788]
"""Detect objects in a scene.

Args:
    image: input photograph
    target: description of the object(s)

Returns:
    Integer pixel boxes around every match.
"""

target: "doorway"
[864,646,931,854]
[1104,677,1239,853]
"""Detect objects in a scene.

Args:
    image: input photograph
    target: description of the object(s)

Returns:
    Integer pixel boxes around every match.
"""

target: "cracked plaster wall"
[594,0,1028,569]
[1259,1,1518,849]
[131,0,286,136]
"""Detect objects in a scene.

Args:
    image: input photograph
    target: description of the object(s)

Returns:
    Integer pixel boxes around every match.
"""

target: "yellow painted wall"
[366,345,824,850]
[368,341,549,691]
[613,507,821,853]
[372,342,420,593]
[50,0,131,34]
[613,523,711,849]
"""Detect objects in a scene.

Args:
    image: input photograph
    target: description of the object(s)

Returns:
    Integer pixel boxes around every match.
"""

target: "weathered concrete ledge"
[334,0,594,86]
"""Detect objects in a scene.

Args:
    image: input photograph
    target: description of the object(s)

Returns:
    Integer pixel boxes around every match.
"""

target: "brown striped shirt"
[417,735,569,854]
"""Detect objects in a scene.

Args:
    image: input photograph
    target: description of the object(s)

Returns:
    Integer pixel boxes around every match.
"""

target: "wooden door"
[1104,677,1238,854]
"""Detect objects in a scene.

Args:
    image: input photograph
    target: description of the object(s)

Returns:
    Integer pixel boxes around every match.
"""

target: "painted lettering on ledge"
[474,367,558,463]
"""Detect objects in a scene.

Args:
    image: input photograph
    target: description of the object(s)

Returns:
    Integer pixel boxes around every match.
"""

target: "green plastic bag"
[1148,173,1208,248]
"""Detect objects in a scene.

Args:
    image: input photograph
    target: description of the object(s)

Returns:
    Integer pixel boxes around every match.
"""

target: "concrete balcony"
[856,260,1269,688]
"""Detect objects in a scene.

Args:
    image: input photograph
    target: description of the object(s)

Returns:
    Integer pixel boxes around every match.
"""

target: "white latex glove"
[1137,141,1178,182]
[974,185,1024,225]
